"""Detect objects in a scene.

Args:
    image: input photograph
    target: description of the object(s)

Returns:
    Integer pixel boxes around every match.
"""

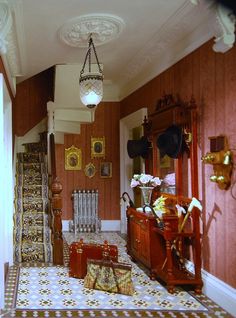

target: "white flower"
[130,173,162,188]
[163,173,175,186]
[139,174,153,185]
[130,179,140,188]
[151,177,162,187]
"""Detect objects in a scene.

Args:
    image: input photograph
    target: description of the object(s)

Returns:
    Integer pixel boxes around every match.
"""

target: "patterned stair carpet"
[13,152,52,264]
[3,232,232,317]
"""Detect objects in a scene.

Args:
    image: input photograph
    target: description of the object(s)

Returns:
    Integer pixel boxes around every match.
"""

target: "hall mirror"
[153,133,176,195]
[143,94,198,199]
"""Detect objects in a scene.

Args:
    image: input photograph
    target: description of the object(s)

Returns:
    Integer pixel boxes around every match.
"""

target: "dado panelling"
[55,101,120,221]
[121,39,236,288]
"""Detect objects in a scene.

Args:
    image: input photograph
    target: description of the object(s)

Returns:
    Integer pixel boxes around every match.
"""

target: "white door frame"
[119,108,147,234]
[0,74,13,310]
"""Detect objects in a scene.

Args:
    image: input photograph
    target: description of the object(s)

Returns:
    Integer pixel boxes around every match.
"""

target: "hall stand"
[126,94,203,293]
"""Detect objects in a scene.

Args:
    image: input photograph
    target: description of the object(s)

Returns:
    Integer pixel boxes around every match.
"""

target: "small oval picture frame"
[84,163,96,178]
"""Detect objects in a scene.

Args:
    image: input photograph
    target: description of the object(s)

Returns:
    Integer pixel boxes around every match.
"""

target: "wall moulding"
[0,2,12,54]
[190,0,236,53]
[213,3,236,53]
[0,1,22,77]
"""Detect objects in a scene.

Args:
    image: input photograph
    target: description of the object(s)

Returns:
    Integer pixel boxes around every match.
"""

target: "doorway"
[119,108,147,234]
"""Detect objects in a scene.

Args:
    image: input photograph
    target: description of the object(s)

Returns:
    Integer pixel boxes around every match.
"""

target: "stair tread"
[16,185,48,188]
[14,145,52,264]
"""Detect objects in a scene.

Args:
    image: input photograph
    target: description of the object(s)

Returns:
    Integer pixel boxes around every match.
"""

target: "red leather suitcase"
[69,239,118,278]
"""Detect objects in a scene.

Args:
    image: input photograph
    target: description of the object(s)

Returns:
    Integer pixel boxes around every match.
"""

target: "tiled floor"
[2,232,233,318]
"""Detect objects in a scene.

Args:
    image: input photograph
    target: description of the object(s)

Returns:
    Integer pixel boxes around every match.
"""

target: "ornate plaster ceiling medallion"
[58,14,125,47]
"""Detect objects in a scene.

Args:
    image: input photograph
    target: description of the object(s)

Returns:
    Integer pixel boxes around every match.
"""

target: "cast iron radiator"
[70,189,101,233]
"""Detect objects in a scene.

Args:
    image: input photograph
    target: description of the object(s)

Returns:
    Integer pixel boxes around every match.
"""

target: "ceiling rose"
[58,14,125,47]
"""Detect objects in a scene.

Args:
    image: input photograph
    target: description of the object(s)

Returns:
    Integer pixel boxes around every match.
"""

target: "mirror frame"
[143,94,199,199]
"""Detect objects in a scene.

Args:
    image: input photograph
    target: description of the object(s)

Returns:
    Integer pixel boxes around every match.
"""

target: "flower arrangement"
[130,173,162,188]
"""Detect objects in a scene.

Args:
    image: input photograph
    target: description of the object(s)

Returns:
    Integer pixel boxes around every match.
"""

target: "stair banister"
[49,133,64,265]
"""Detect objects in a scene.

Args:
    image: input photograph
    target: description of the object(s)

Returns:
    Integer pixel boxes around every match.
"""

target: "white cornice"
[5,21,22,76]
[189,0,236,53]
[118,0,236,100]
[118,1,214,100]
[0,1,12,54]
[120,1,196,83]
[0,0,23,78]
[213,3,236,53]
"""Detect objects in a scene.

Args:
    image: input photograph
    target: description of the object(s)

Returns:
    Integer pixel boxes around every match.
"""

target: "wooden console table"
[126,205,203,293]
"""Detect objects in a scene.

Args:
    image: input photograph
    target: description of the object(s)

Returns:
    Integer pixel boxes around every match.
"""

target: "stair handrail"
[50,133,56,179]
[49,133,64,265]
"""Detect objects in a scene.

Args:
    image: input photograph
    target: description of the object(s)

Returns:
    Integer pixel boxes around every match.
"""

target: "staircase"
[13,133,53,264]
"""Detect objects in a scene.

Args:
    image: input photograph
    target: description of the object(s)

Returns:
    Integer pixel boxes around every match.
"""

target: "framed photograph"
[100,162,112,178]
[91,137,105,158]
[65,145,82,170]
[84,163,96,178]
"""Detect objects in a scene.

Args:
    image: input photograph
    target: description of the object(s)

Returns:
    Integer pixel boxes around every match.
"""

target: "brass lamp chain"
[80,35,103,76]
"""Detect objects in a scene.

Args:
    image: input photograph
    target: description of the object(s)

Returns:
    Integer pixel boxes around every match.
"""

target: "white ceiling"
[3,0,220,100]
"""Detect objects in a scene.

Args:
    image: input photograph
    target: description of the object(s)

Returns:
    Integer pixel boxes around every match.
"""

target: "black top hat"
[156,125,183,159]
[127,136,150,159]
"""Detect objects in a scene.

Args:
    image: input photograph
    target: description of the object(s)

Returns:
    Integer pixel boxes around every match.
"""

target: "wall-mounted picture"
[84,163,96,178]
[65,145,82,170]
[91,137,105,158]
[100,162,112,178]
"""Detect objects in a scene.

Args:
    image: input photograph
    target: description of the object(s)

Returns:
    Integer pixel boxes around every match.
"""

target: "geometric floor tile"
[2,232,232,318]
[15,265,208,311]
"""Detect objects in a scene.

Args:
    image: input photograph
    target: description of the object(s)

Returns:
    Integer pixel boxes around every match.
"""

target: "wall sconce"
[201,135,233,190]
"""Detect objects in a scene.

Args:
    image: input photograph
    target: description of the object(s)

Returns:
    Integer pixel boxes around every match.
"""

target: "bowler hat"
[156,125,183,159]
[127,136,150,159]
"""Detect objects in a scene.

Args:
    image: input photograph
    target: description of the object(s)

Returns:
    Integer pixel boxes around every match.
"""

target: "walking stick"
[161,197,202,270]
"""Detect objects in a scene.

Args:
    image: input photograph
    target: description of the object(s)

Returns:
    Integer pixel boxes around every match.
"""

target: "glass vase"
[140,186,154,206]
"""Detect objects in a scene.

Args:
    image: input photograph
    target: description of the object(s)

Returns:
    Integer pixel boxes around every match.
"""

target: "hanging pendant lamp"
[79,34,103,109]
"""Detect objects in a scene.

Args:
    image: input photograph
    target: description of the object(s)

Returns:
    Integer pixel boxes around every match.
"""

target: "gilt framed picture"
[100,162,112,178]
[91,137,105,158]
[84,163,96,178]
[65,145,82,170]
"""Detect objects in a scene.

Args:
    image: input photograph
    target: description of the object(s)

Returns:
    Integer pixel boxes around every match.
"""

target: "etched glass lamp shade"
[79,72,103,109]
[79,35,103,109]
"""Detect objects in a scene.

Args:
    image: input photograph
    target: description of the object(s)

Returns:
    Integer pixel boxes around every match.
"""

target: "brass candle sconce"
[201,135,233,190]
